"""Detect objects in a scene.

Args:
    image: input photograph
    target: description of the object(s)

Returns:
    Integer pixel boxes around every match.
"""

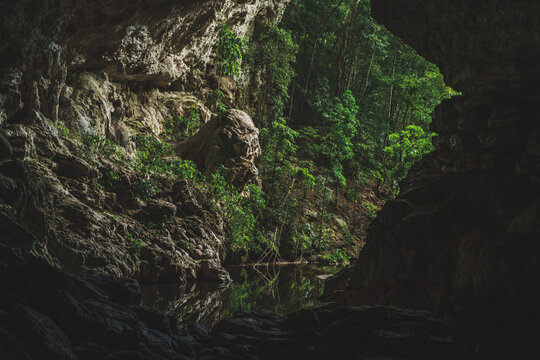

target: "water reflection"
[140,264,340,326]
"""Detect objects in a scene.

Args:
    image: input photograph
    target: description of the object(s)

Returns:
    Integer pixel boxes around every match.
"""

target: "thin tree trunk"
[288,77,296,120]
[336,27,348,96]
[304,36,319,95]
[376,51,400,193]
[346,42,360,91]
[387,53,398,121]
[358,42,377,102]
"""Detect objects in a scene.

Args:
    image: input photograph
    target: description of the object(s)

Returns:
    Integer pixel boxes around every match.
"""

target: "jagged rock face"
[176,109,260,188]
[327,0,540,329]
[371,0,540,95]
[0,0,287,282]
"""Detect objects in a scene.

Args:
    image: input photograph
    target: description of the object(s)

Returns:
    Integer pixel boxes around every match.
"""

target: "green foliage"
[129,134,202,199]
[83,134,122,158]
[202,0,456,264]
[133,178,162,200]
[279,0,455,191]
[383,125,435,184]
[321,248,350,264]
[130,134,172,173]
[203,167,266,262]
[168,159,202,181]
[55,121,71,138]
[125,233,143,258]
[253,24,298,125]
[126,118,143,129]
[214,23,243,76]
[109,170,121,182]
[245,23,298,126]
[163,107,200,138]
[211,89,228,113]
[361,201,378,219]
[321,90,359,185]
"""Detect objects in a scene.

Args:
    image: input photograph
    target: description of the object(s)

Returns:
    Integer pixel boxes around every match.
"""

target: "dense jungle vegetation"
[145,0,456,264]
[210,0,455,264]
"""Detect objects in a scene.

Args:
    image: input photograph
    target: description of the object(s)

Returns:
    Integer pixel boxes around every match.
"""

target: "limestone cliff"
[0,0,288,283]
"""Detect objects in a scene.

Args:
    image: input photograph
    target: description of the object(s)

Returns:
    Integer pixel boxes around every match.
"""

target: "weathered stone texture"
[176,109,261,188]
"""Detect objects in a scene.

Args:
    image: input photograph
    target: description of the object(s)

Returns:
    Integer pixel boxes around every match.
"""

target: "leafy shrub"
[83,134,122,158]
[125,233,143,258]
[133,178,162,200]
[109,170,121,182]
[163,107,200,138]
[321,249,350,264]
[211,89,228,113]
[130,134,172,173]
[55,121,72,138]
[168,159,202,181]
[361,201,378,219]
[383,125,435,184]
[321,90,360,186]
[214,23,243,76]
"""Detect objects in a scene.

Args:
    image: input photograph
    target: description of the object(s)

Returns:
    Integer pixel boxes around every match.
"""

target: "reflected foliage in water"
[140,264,340,326]
[220,264,339,318]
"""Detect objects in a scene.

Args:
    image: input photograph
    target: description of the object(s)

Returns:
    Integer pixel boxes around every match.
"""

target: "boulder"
[176,110,260,188]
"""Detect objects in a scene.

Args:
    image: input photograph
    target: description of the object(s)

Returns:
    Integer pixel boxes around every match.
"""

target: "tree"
[321,90,359,186]
[383,125,435,187]
[245,23,298,127]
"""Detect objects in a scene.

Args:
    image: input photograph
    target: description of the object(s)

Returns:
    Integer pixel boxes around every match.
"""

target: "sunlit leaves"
[383,125,436,183]
[321,90,359,185]
[214,23,243,76]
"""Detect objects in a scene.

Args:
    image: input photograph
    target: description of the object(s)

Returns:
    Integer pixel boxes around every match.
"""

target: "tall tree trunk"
[377,51,400,193]
[336,23,350,96]
[288,77,296,121]
[358,41,377,102]
[304,36,319,95]
[300,36,319,117]
[345,41,360,91]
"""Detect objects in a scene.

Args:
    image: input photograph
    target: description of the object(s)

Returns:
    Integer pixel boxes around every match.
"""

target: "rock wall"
[327,0,540,329]
[0,0,288,282]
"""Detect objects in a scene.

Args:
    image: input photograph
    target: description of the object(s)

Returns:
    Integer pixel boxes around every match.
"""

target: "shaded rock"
[0,212,39,252]
[0,129,13,160]
[0,0,285,292]
[141,199,177,222]
[0,325,32,360]
[208,306,462,360]
[207,75,239,108]
[83,273,142,307]
[73,343,109,360]
[0,255,206,360]
[55,154,98,179]
[176,110,260,188]
[11,305,76,360]
[198,259,232,283]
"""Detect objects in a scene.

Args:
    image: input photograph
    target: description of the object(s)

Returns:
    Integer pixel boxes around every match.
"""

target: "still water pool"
[140,264,341,326]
